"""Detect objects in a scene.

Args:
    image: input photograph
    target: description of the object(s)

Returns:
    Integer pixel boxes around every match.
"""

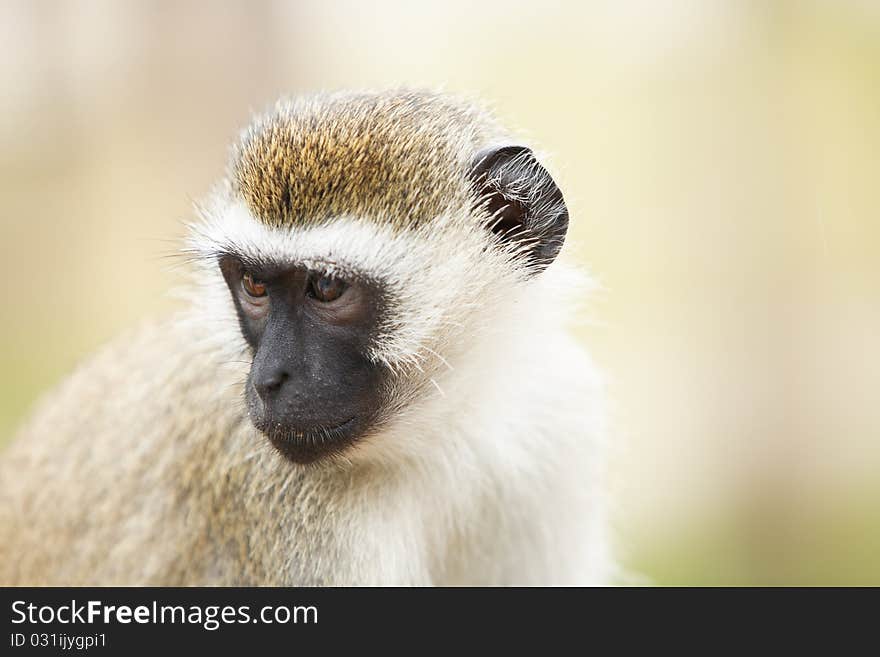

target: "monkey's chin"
[254,416,362,465]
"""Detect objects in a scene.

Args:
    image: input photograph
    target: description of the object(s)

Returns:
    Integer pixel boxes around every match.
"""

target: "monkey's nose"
[253,369,288,401]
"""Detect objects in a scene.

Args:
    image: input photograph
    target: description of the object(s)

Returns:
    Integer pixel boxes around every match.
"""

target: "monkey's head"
[189,90,570,465]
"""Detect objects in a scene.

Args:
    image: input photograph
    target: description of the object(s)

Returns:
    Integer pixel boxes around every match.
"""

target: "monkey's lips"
[254,415,362,464]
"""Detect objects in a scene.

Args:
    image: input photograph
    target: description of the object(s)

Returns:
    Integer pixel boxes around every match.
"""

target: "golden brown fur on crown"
[230,90,505,228]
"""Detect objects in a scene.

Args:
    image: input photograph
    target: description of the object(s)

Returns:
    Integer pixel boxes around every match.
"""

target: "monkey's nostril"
[254,370,288,399]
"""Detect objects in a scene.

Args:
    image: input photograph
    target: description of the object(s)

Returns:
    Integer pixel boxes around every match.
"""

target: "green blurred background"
[1,0,878,585]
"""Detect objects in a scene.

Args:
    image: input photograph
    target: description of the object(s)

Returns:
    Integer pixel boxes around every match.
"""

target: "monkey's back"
[0,317,249,585]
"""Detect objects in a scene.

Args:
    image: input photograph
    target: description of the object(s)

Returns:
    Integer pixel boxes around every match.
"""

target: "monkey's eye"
[241,272,267,298]
[308,275,347,303]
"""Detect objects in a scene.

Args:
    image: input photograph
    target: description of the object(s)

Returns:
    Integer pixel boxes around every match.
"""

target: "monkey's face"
[218,255,388,464]
[192,91,571,465]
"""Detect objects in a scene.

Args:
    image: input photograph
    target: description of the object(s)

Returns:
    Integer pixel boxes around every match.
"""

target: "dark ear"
[469,144,568,272]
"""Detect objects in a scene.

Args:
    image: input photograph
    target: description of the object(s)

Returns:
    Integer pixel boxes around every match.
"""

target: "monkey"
[0,90,613,586]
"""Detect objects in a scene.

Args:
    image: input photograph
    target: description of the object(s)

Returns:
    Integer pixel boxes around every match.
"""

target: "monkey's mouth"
[254,415,362,465]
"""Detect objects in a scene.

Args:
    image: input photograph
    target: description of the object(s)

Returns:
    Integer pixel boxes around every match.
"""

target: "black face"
[219,256,387,464]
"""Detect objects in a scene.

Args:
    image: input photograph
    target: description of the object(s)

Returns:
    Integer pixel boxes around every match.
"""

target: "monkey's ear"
[469,145,569,272]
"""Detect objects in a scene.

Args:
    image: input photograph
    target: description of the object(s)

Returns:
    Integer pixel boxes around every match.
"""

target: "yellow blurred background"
[1,0,878,585]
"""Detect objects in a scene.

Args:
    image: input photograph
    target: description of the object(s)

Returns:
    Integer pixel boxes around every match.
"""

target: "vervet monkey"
[0,90,612,585]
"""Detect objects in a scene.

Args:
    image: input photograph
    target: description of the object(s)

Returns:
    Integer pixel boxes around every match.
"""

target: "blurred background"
[1,0,878,585]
